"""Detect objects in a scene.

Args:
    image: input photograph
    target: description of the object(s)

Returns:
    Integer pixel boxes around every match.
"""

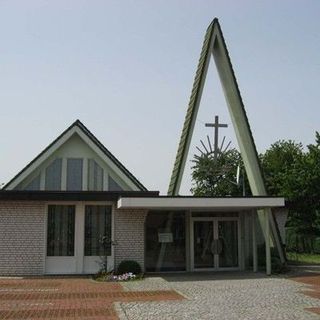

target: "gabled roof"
[167,18,286,263]
[3,120,147,191]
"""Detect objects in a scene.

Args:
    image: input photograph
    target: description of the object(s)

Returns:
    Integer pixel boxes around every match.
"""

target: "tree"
[191,148,249,196]
[191,134,320,253]
[260,134,320,253]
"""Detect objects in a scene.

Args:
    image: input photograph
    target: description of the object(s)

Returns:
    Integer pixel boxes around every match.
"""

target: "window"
[67,158,83,190]
[145,211,186,272]
[24,175,40,190]
[108,176,123,191]
[85,205,112,256]
[88,159,104,191]
[45,159,62,190]
[47,205,75,256]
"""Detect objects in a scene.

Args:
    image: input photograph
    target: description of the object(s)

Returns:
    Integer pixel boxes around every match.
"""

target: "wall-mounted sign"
[158,232,173,243]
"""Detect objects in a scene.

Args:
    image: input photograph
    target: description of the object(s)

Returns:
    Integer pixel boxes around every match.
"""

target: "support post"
[252,211,258,272]
[265,211,271,275]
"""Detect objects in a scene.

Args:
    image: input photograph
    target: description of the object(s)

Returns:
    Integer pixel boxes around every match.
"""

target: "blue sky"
[0,0,319,194]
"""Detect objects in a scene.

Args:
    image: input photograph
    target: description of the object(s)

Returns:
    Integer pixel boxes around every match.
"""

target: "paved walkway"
[0,277,183,319]
[1,271,320,319]
[119,272,320,320]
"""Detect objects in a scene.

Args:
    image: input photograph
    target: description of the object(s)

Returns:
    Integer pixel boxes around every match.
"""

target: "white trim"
[117,197,285,210]
[61,158,67,190]
[82,158,88,191]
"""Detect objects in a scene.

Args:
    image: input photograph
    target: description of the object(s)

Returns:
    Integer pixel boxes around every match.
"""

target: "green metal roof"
[168,20,216,196]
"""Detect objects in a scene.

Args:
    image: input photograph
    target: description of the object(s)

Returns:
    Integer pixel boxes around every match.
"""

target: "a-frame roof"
[168,18,263,196]
[167,18,286,263]
[3,120,147,191]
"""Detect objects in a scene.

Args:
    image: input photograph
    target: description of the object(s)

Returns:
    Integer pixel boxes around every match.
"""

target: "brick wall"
[0,201,46,275]
[114,208,148,272]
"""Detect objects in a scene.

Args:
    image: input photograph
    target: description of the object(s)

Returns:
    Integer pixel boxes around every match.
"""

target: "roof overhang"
[0,191,159,201]
[117,196,285,211]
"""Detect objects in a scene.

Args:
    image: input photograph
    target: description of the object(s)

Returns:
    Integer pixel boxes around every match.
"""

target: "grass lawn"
[287,252,320,265]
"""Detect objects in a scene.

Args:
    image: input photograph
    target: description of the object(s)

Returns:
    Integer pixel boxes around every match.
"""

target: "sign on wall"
[158,232,173,243]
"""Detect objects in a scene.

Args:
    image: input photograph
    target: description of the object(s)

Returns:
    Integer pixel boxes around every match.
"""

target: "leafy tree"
[261,135,320,253]
[191,148,249,196]
[191,134,320,253]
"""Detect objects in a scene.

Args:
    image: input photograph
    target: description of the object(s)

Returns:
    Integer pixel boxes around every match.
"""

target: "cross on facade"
[205,115,228,158]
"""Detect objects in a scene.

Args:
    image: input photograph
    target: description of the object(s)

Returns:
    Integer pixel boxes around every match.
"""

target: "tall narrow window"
[85,205,112,256]
[88,159,104,191]
[45,158,62,190]
[67,158,83,190]
[47,205,75,256]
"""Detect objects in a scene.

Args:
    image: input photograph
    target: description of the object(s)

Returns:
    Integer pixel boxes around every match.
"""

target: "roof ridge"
[3,120,147,191]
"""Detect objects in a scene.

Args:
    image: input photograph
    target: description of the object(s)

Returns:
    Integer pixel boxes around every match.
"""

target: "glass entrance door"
[192,218,240,271]
[193,221,215,269]
[218,220,239,268]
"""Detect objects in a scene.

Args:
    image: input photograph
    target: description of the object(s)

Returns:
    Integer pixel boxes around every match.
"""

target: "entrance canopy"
[117,196,285,211]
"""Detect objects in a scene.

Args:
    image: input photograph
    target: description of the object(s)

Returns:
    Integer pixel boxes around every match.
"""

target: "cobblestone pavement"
[0,277,183,320]
[119,272,320,320]
[1,272,320,319]
[290,271,320,316]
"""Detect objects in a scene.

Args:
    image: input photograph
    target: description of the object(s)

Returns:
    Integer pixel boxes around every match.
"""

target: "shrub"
[117,260,142,275]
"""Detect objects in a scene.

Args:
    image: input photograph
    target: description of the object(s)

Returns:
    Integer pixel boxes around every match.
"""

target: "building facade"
[0,121,286,276]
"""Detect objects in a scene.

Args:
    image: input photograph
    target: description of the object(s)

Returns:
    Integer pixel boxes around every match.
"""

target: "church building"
[0,19,287,276]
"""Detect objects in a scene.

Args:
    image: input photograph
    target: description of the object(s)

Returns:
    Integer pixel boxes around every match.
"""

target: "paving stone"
[119,272,320,320]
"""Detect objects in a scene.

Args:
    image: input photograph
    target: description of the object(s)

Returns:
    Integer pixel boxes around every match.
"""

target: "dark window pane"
[45,159,62,190]
[67,159,83,190]
[88,159,104,191]
[24,175,40,190]
[145,211,186,272]
[108,176,123,191]
[85,205,112,256]
[47,205,75,256]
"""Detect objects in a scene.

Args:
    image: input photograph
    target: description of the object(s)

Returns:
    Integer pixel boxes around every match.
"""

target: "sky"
[0,0,319,194]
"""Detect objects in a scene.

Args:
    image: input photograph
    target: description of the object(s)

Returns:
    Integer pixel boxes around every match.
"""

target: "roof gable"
[4,120,147,191]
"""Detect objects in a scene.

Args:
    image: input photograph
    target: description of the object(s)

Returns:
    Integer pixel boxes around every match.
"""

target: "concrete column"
[265,210,271,275]
[252,211,258,272]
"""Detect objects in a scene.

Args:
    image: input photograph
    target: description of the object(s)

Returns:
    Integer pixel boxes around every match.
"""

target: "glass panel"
[67,158,83,190]
[218,221,238,268]
[88,159,104,191]
[85,205,112,256]
[45,159,62,190]
[193,221,214,269]
[108,176,123,191]
[146,211,186,272]
[24,175,40,190]
[47,205,75,256]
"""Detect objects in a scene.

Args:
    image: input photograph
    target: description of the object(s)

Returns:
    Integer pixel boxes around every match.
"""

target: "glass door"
[192,218,240,271]
[217,220,239,269]
[193,220,215,269]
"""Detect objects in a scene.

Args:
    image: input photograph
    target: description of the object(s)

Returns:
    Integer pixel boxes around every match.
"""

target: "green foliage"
[191,132,320,254]
[191,148,250,196]
[261,133,320,253]
[117,260,142,275]
[286,252,320,264]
